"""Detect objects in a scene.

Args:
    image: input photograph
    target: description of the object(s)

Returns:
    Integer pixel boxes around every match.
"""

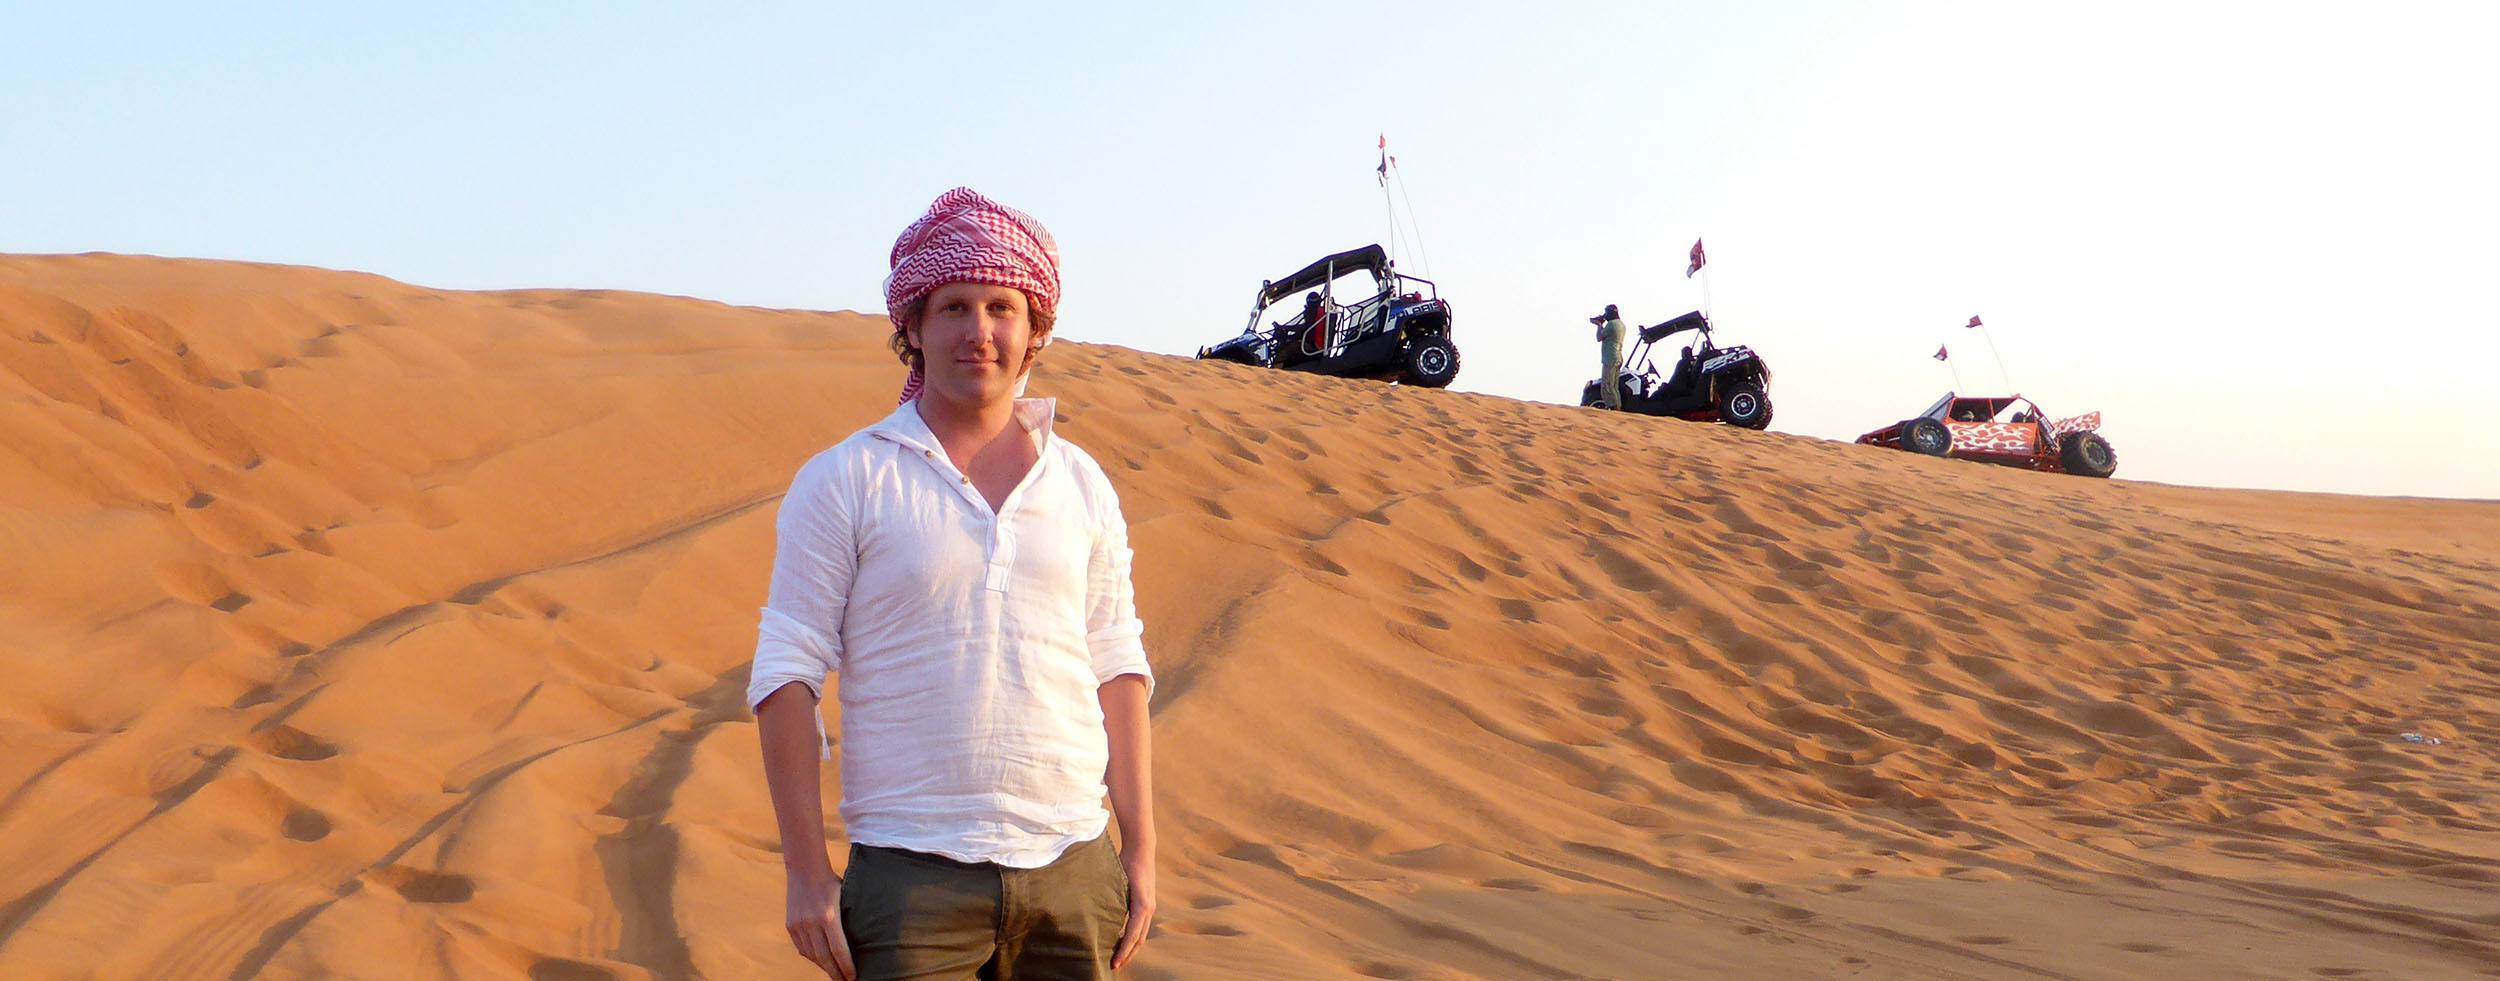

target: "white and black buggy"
[1196,244,1459,388]
[1579,307,1773,429]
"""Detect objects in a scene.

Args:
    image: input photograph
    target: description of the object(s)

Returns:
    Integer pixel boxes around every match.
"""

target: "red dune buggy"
[1857,392,2116,478]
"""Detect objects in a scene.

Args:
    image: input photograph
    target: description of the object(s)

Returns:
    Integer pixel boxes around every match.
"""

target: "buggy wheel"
[2060,431,2117,478]
[1902,418,1950,456]
[1579,381,1604,408]
[1403,336,1459,388]
[1718,384,1771,429]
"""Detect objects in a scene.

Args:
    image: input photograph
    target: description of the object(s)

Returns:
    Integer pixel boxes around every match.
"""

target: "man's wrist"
[784,852,840,884]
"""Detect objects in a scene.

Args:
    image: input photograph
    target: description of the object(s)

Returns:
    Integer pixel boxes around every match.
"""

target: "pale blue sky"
[7,2,2495,498]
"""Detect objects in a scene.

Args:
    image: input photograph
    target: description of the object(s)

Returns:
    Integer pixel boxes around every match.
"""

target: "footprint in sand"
[280,808,332,842]
[388,870,475,904]
[295,527,337,555]
[254,725,338,762]
[528,958,619,981]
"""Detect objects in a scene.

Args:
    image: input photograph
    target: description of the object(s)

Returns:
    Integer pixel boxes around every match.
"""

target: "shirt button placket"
[987,514,1011,592]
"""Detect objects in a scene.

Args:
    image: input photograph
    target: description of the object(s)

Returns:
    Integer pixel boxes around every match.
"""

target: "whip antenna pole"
[1935,335,1964,392]
[1685,237,1711,317]
[1376,134,1399,265]
[1391,156,1432,276]
[1382,183,1398,262]
[1969,314,2015,392]
[1983,324,2014,392]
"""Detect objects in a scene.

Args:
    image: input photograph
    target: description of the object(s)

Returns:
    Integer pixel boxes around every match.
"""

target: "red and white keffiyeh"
[884,187,1060,403]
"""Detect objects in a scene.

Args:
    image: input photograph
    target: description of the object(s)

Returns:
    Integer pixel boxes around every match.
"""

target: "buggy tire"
[1403,337,1459,388]
[1902,418,1950,456]
[1579,381,1604,408]
[1718,384,1771,430]
[2060,431,2117,478]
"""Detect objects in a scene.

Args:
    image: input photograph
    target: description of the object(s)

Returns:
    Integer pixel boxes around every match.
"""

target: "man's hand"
[1097,673,1155,971]
[785,872,854,980]
[1112,849,1156,970]
[757,685,848,977]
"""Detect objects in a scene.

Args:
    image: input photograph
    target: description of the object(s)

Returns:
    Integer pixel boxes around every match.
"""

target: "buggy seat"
[1658,346,1702,398]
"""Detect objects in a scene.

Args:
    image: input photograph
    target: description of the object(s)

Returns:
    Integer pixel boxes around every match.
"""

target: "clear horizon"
[7,2,2495,499]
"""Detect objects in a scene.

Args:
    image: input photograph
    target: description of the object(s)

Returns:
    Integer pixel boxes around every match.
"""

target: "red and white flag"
[1933,345,1949,361]
[1686,239,1707,278]
[1377,134,1390,186]
[1967,315,1983,328]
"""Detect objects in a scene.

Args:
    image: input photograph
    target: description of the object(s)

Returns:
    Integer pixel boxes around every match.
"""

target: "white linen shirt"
[745,397,1151,869]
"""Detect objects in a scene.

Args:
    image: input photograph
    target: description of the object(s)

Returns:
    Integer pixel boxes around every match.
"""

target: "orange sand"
[2,254,2496,979]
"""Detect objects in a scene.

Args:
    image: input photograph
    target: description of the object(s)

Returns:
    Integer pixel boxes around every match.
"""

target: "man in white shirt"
[749,188,1155,980]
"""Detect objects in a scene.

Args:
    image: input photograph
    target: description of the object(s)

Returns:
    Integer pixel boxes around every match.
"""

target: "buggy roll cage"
[1618,311,1715,378]
[1920,393,2045,424]
[1639,310,1711,344]
[1243,244,1441,337]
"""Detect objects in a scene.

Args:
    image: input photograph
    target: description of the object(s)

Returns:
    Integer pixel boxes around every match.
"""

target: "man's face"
[909,282,1047,406]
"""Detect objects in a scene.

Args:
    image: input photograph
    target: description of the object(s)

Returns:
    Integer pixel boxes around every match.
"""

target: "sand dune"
[2,253,2496,979]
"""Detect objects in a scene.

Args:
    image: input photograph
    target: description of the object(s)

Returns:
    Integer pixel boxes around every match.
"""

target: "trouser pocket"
[842,845,1003,980]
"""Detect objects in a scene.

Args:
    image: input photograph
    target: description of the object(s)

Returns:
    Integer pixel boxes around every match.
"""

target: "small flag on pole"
[1967,315,1983,328]
[1934,346,1949,361]
[1686,239,1707,278]
[1377,134,1389,186]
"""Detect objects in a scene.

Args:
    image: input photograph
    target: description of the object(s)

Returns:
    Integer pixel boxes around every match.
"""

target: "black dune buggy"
[1579,307,1773,429]
[1196,244,1458,388]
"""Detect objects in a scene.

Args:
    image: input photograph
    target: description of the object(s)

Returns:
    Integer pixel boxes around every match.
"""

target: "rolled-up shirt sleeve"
[1085,483,1152,698]
[748,455,854,757]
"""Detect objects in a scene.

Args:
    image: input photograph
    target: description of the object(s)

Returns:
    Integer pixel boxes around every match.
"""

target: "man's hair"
[889,292,1056,373]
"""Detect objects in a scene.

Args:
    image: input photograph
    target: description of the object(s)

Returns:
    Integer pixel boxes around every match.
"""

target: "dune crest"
[2,254,2496,979]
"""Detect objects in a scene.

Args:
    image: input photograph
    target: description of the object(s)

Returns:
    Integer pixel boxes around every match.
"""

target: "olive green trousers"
[841,833,1129,980]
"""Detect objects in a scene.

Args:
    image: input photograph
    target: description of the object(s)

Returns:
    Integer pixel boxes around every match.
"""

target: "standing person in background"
[749,187,1157,980]
[1593,303,1629,410]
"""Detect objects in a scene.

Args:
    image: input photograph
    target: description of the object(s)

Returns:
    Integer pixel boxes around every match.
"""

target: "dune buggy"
[1196,244,1458,388]
[1578,307,1772,429]
[1857,392,2116,478]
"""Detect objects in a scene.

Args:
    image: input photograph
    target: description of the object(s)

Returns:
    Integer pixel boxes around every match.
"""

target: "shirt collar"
[865,396,1059,456]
